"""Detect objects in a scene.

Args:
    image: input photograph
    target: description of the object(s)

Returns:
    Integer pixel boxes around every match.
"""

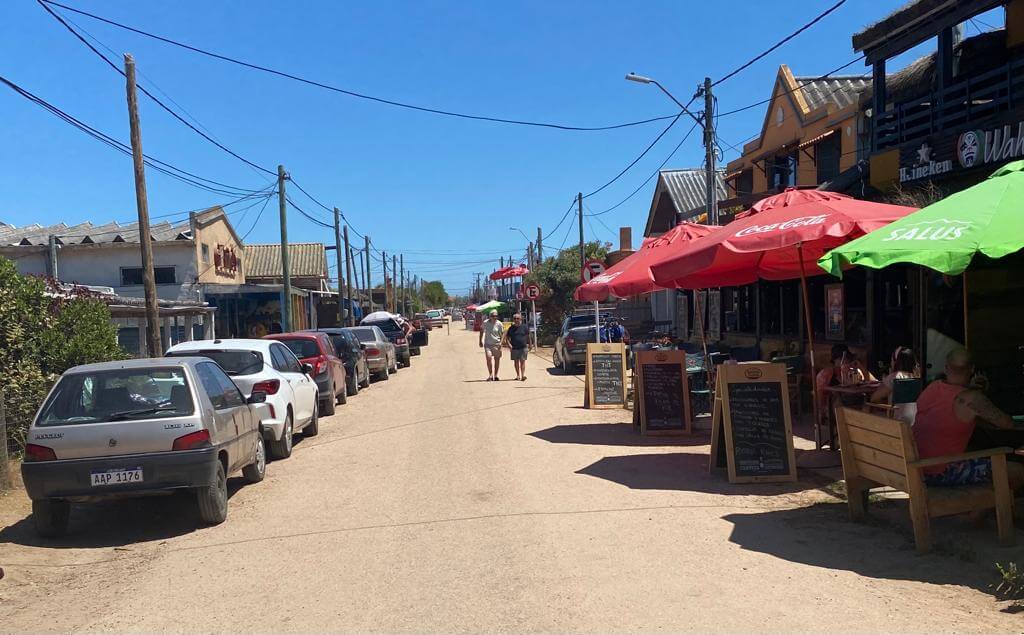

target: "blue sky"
[0,0,955,293]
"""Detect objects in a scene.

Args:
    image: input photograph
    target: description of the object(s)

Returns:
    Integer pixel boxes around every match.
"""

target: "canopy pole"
[798,243,823,449]
[594,301,600,342]
[693,288,712,378]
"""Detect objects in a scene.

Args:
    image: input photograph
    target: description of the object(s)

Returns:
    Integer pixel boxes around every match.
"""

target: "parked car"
[308,328,371,396]
[552,314,629,374]
[165,338,320,459]
[265,332,347,415]
[424,309,446,328]
[360,316,411,367]
[21,358,269,536]
[413,312,434,330]
[452,310,464,322]
[347,326,397,380]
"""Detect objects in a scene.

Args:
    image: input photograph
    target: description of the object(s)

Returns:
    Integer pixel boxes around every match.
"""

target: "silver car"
[347,326,397,381]
[21,357,269,537]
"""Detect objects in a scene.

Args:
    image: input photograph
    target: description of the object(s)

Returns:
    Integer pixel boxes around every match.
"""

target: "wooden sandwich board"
[635,349,691,435]
[583,342,626,409]
[709,362,797,484]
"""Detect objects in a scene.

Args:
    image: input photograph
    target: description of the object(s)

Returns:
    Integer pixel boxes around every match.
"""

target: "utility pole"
[392,254,398,313]
[364,237,373,312]
[382,251,388,313]
[350,244,361,319]
[703,76,718,225]
[124,54,162,357]
[527,241,534,271]
[399,254,405,315]
[333,208,345,326]
[277,164,292,332]
[343,224,354,326]
[577,192,585,269]
[536,227,543,263]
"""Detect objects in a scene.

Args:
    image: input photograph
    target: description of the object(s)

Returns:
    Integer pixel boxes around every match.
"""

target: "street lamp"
[625,73,698,124]
[509,227,530,242]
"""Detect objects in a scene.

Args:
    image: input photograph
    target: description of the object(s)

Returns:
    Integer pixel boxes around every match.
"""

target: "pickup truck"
[551,314,628,374]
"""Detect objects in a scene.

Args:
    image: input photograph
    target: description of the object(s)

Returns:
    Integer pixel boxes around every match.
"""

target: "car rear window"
[328,335,350,355]
[167,349,263,375]
[366,319,401,334]
[278,339,320,359]
[349,328,376,343]
[37,367,195,426]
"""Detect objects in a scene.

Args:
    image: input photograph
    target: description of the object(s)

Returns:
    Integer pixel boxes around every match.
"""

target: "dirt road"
[0,329,1019,632]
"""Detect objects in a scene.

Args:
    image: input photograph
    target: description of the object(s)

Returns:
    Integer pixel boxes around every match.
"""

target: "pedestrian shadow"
[722,501,1015,597]
[530,423,712,448]
[0,477,249,549]
[575,452,824,497]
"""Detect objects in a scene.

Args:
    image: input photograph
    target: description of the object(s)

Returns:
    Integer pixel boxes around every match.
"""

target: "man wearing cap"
[478,310,504,381]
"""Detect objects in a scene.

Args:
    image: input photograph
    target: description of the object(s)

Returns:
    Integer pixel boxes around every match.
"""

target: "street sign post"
[524,283,540,300]
[523,284,542,349]
[581,260,606,337]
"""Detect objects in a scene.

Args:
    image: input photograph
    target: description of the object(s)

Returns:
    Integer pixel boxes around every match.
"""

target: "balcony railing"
[875,57,1024,151]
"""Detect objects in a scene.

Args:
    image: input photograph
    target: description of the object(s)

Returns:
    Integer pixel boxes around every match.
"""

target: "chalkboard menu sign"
[636,350,691,435]
[584,343,626,409]
[709,362,797,483]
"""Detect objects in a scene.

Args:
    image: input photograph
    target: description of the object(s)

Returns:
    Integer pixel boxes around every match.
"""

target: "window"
[271,344,303,373]
[207,364,245,408]
[196,362,229,409]
[121,266,176,286]
[166,349,263,376]
[278,338,320,360]
[735,169,753,196]
[724,285,756,333]
[37,367,193,425]
[759,281,800,336]
[201,243,210,264]
[816,131,841,184]
[769,152,797,189]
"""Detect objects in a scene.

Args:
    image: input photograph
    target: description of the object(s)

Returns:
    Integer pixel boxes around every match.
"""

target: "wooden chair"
[834,407,1015,554]
[865,377,922,419]
[772,354,804,421]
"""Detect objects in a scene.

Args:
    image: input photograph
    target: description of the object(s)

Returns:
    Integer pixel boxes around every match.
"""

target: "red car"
[264,332,347,415]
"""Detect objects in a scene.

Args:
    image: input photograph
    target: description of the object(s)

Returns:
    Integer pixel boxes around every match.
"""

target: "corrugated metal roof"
[245,243,327,279]
[0,218,192,246]
[660,169,727,216]
[794,75,870,112]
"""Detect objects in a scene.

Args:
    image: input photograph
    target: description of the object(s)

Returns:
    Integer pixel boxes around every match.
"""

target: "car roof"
[63,357,207,374]
[167,338,272,353]
[265,332,320,341]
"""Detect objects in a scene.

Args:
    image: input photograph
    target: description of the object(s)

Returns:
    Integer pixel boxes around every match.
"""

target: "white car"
[166,339,319,459]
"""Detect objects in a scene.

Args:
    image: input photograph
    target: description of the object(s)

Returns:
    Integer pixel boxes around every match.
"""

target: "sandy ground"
[0,328,1022,633]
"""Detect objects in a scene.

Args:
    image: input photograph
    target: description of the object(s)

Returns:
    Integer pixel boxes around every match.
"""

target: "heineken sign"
[899,117,1024,183]
[899,142,952,183]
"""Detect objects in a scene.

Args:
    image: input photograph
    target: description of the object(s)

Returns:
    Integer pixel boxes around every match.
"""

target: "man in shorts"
[478,310,504,381]
[502,312,532,381]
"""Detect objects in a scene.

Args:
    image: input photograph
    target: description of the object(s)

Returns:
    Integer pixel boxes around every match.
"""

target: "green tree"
[421,280,448,308]
[524,241,609,341]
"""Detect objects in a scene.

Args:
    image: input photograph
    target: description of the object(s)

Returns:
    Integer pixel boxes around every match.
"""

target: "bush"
[523,241,609,334]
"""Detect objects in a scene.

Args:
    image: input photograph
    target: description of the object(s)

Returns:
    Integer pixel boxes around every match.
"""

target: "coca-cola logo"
[734,215,828,238]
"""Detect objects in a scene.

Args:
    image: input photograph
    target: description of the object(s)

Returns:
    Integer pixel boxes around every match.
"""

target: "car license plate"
[90,468,143,486]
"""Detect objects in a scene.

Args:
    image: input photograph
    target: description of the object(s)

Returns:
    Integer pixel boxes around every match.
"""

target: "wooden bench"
[835,407,1015,554]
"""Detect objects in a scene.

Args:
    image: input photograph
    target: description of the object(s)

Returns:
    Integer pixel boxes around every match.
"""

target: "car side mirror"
[248,391,267,404]
[302,363,314,375]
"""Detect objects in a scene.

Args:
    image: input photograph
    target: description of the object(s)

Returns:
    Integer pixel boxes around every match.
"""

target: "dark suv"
[360,317,411,368]
[308,328,371,396]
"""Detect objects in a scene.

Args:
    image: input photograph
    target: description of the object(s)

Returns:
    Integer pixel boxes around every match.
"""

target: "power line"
[582,111,683,199]
[717,56,865,119]
[712,0,847,87]
[542,199,579,242]
[40,0,679,133]
[240,194,275,241]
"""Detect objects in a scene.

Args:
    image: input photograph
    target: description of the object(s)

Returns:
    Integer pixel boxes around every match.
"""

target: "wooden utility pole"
[382,250,388,313]
[364,237,373,312]
[344,226,354,326]
[124,54,162,357]
[392,254,398,313]
[703,76,718,225]
[277,165,292,332]
[577,192,585,270]
[536,226,543,263]
[333,208,345,326]
[399,254,405,315]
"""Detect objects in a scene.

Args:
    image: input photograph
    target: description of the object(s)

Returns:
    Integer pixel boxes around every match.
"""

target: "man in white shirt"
[478,310,504,381]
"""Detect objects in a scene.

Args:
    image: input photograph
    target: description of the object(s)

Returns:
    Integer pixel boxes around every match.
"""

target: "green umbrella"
[473,300,506,314]
[819,160,1024,277]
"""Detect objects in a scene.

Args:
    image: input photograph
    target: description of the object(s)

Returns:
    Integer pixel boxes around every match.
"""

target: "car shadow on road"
[575,452,822,497]
[530,423,713,448]
[723,501,1012,597]
[0,477,250,549]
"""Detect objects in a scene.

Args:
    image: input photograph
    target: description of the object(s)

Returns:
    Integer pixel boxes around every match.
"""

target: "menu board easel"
[584,342,626,409]
[709,362,797,484]
[635,350,691,435]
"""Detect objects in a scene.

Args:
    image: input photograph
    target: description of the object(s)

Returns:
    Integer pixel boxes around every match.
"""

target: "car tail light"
[251,379,280,395]
[172,429,211,451]
[566,336,576,348]
[24,443,57,462]
[314,354,329,375]
[365,347,381,357]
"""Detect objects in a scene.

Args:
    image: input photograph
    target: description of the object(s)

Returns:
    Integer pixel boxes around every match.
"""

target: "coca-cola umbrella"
[649,188,917,439]
[573,222,714,302]
[489,266,513,281]
[490,265,529,280]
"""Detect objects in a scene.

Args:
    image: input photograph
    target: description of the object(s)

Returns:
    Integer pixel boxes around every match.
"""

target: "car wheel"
[377,367,390,381]
[359,365,371,388]
[304,401,319,437]
[32,500,70,538]
[562,355,574,375]
[337,381,348,405]
[269,413,293,459]
[197,461,228,525]
[552,348,561,369]
[346,373,359,396]
[321,388,336,416]
[242,433,266,483]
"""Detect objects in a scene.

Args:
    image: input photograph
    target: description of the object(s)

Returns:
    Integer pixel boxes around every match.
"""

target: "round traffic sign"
[524,283,541,300]
[581,259,606,282]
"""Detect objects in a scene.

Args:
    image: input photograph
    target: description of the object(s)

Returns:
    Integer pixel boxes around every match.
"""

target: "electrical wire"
[541,199,579,242]
[39,0,678,133]
[582,110,684,199]
[712,0,847,87]
[717,56,866,118]
[240,194,275,240]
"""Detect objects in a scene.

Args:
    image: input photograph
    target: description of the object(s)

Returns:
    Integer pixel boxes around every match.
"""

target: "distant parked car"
[165,338,320,459]
[21,357,269,536]
[424,309,446,328]
[265,332,347,415]
[552,314,629,374]
[308,328,371,396]
[360,316,411,367]
[348,326,397,381]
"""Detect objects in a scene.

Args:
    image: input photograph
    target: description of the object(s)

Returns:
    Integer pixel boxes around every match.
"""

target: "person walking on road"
[502,312,533,381]
[479,309,504,381]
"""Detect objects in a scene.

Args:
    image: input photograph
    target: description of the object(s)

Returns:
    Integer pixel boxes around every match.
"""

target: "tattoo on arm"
[956,390,1012,428]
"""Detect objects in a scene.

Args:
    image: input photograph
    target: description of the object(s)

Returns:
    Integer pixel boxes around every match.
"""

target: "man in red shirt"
[913,348,1023,488]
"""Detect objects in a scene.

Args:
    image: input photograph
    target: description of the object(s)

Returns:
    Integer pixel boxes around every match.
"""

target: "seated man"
[913,347,1023,488]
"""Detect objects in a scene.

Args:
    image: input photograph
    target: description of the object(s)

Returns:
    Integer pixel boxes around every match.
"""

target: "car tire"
[321,388,336,416]
[359,366,371,388]
[269,413,294,459]
[377,368,390,381]
[32,500,70,538]
[304,401,319,437]
[400,355,411,368]
[562,355,574,375]
[337,382,348,405]
[197,461,228,525]
[346,373,359,396]
[242,434,266,484]
[552,348,561,369]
